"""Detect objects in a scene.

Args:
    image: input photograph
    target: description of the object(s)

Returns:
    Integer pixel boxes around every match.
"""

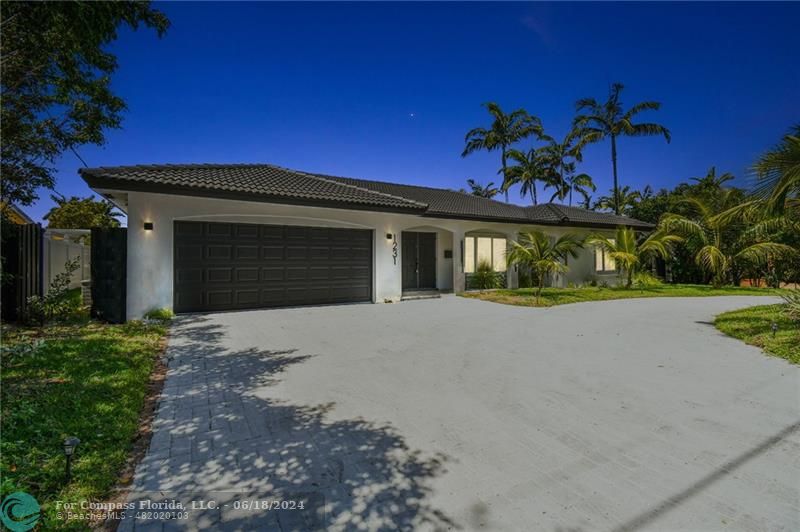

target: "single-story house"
[80,164,652,319]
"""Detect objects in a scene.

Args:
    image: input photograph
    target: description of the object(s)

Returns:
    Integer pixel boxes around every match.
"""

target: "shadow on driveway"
[128,315,458,531]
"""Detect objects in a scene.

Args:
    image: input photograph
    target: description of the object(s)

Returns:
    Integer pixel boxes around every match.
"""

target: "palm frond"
[695,245,727,275]
[623,101,661,120]
[625,122,672,142]
[735,242,797,266]
[750,127,800,214]
[575,98,600,111]
[659,214,707,243]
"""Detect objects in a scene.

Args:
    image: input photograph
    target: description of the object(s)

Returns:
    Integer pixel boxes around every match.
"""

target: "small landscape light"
[143,222,154,231]
[771,322,778,337]
[63,436,80,481]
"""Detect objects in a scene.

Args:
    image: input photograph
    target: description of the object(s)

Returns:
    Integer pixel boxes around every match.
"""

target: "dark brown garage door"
[173,221,372,313]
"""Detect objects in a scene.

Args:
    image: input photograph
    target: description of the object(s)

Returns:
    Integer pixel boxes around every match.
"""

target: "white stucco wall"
[122,191,616,319]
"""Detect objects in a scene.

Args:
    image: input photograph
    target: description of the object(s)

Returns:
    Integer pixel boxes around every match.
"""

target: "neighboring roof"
[0,202,35,225]
[80,163,653,229]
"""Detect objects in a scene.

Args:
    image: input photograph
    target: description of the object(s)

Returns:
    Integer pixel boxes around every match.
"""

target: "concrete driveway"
[126,296,799,531]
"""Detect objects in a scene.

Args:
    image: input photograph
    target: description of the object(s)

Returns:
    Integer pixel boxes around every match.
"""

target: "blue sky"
[34,1,800,223]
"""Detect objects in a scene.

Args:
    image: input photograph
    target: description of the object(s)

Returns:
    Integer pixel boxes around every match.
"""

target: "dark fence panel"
[91,227,127,323]
[1,223,44,322]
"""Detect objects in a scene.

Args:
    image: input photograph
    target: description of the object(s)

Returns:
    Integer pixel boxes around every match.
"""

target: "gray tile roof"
[524,203,653,229]
[80,163,653,229]
[80,164,427,212]
[320,174,652,229]
[317,174,534,223]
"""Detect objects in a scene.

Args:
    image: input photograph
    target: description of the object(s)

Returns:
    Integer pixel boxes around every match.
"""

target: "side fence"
[43,229,91,293]
[91,227,127,323]
[1,223,44,321]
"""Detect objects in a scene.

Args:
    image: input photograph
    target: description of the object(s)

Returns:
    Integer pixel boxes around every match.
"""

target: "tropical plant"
[1,2,169,206]
[586,226,681,288]
[660,192,797,287]
[505,148,545,204]
[469,260,503,290]
[465,179,500,199]
[537,128,590,203]
[24,257,82,326]
[506,230,583,304]
[593,185,643,215]
[462,103,543,202]
[575,82,671,214]
[751,125,800,215]
[781,289,800,323]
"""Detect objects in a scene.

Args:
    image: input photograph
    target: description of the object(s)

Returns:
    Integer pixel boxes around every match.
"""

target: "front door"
[402,232,436,290]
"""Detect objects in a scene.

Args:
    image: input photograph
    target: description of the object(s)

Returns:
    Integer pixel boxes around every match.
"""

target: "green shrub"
[143,307,175,321]
[23,257,82,326]
[633,271,663,290]
[469,260,504,290]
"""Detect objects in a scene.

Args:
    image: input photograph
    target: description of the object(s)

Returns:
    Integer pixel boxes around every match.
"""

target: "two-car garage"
[173,221,372,313]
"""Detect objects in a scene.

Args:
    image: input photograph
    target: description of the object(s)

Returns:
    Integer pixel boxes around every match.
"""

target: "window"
[464,235,507,273]
[595,240,616,272]
[465,237,475,273]
[492,238,506,272]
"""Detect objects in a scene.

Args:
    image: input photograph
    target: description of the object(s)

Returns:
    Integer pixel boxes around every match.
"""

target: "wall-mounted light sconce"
[386,233,393,240]
[143,222,154,231]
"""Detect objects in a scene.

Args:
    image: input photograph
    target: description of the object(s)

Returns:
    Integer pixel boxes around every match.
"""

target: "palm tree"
[537,128,588,202]
[690,166,735,191]
[462,103,543,202]
[545,171,596,206]
[506,230,583,304]
[586,226,681,288]
[660,192,796,287]
[751,125,800,215]
[593,185,642,215]
[465,179,499,199]
[575,83,671,214]
[506,148,545,204]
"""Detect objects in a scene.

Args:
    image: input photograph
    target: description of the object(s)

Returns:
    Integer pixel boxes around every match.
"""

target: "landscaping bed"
[0,319,168,530]
[460,283,781,307]
[715,304,799,364]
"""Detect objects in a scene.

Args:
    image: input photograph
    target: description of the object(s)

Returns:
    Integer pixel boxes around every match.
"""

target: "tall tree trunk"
[537,275,545,305]
[532,181,537,205]
[501,146,509,203]
[569,186,573,206]
[611,134,620,215]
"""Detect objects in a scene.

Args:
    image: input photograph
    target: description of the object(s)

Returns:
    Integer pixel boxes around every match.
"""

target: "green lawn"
[460,283,781,308]
[1,320,167,530]
[715,304,800,364]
